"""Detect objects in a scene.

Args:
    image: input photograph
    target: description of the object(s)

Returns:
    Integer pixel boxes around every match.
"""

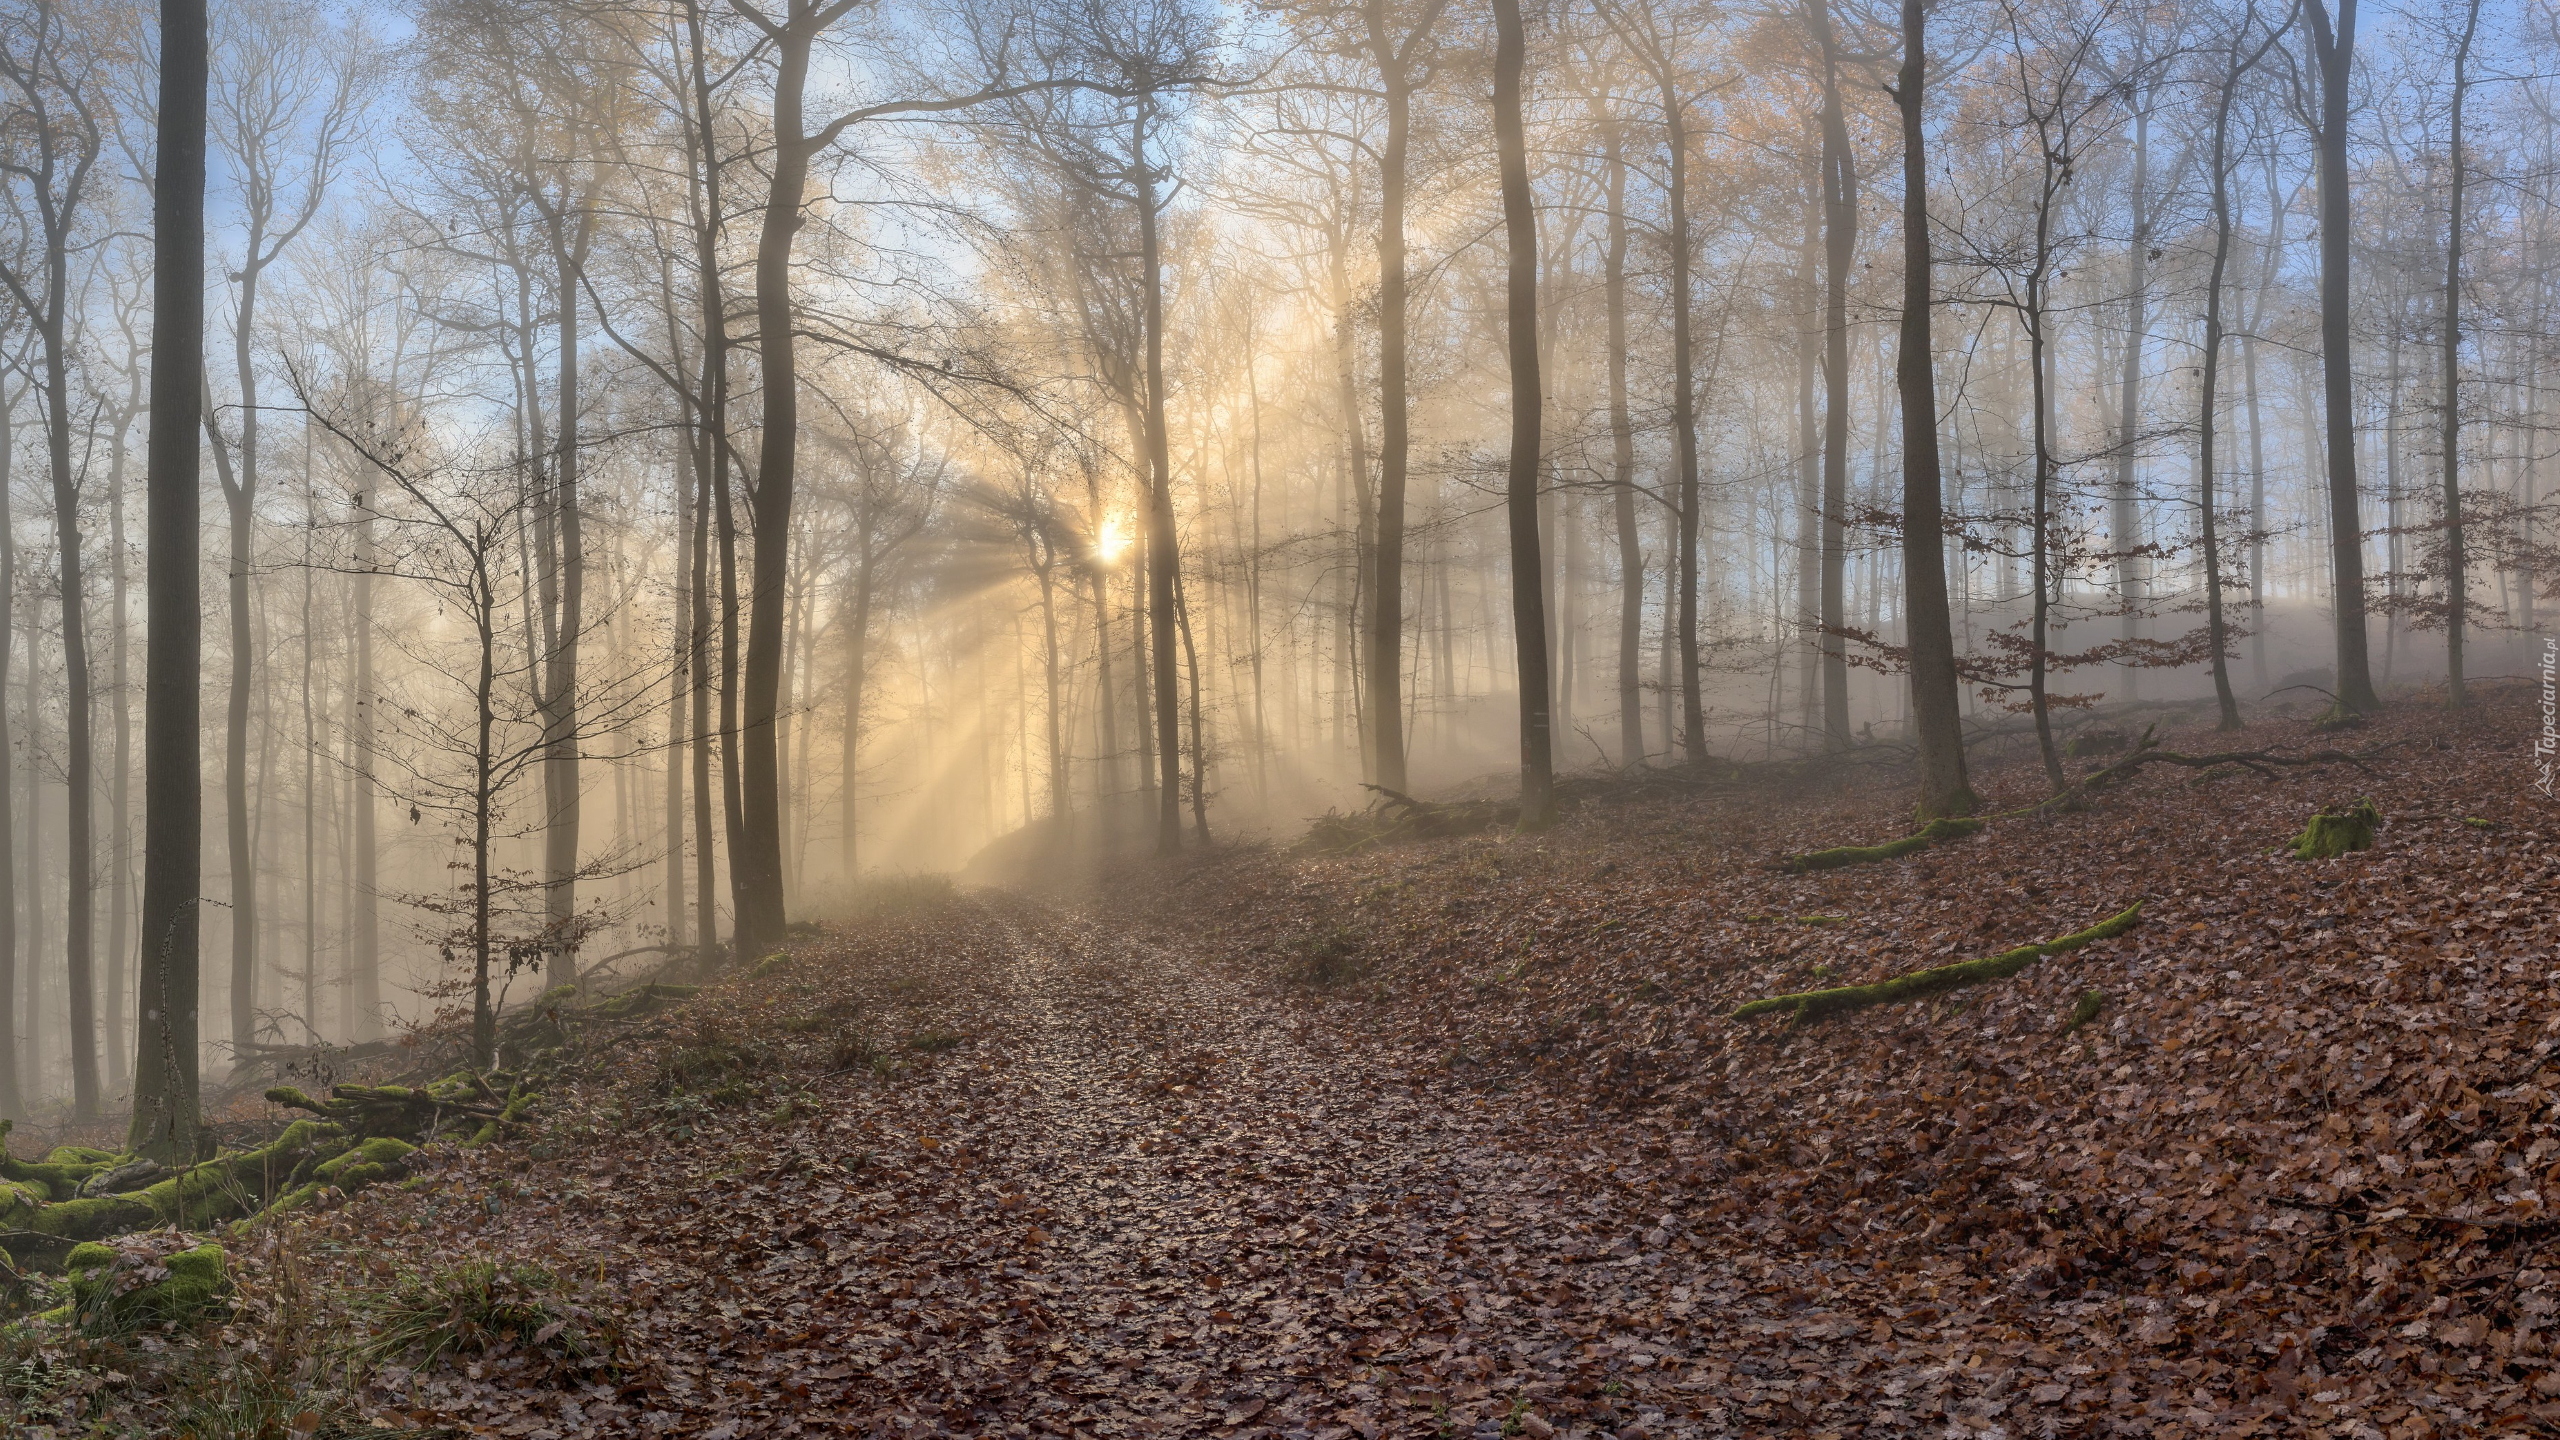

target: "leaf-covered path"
[329,895,1724,1438]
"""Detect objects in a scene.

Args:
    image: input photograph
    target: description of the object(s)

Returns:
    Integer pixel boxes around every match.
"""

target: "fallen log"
[1777,816,1983,873]
[1732,903,2145,1021]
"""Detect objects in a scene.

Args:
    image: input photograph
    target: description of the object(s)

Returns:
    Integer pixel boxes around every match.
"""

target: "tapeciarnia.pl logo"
[2539,637,2557,797]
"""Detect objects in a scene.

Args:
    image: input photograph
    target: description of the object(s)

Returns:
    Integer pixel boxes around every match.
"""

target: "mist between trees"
[0,0,2542,1121]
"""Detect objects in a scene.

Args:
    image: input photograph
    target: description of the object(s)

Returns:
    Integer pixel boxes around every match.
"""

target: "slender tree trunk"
[2026,204,2064,792]
[133,0,207,1160]
[1134,110,1184,855]
[0,390,20,1120]
[542,239,585,988]
[224,255,261,1065]
[736,2,836,950]
[2306,0,2380,712]
[107,400,131,1089]
[470,589,497,1070]
[2114,98,2151,693]
[1363,2,1429,794]
[1811,0,1856,749]
[1662,84,1706,763]
[2199,8,2267,733]
[1492,0,1554,827]
[667,416,692,935]
[1603,118,1644,766]
[840,552,873,881]
[298,510,317,1037]
[1794,151,1821,748]
[39,289,98,1117]
[1893,0,1976,818]
[350,465,377,1036]
[683,0,728,966]
[2442,0,2480,706]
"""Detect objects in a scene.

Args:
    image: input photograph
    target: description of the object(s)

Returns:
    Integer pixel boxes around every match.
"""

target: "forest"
[0,0,2552,1432]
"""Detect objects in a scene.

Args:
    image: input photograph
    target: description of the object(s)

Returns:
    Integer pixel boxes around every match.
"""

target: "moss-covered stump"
[1733,903,2146,1022]
[43,1238,227,1333]
[2291,798,2380,859]
[1780,816,1984,873]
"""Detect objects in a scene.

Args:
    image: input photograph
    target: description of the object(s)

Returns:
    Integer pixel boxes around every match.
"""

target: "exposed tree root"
[1300,788,1519,855]
[2029,727,2389,816]
[1777,816,1984,873]
[1732,903,2145,1021]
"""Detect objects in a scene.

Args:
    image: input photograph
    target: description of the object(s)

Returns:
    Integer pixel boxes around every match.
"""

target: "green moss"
[315,1136,415,1185]
[1734,903,2145,1021]
[62,1241,227,1334]
[28,1195,158,1239]
[2291,798,2379,860]
[1781,816,1985,874]
[593,983,699,1019]
[2061,987,2106,1036]
[43,1146,121,1167]
[62,1241,116,1274]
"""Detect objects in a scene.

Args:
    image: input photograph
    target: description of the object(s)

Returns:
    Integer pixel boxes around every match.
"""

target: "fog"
[0,0,2545,1119]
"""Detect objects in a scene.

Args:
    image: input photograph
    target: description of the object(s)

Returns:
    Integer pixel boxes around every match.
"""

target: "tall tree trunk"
[1893,0,1976,818]
[1662,81,1706,763]
[1134,109,1184,855]
[2199,4,2273,733]
[2026,178,2064,793]
[736,0,850,950]
[350,463,378,1036]
[0,388,20,1120]
[2442,0,2480,706]
[106,398,131,1088]
[1492,0,1554,827]
[1362,0,1435,794]
[2113,97,2151,694]
[223,254,261,1066]
[2305,0,2381,712]
[683,0,729,966]
[1603,117,1644,766]
[133,0,209,1161]
[37,265,98,1116]
[1811,0,1855,750]
[1795,151,1821,748]
[542,239,585,989]
[667,409,692,935]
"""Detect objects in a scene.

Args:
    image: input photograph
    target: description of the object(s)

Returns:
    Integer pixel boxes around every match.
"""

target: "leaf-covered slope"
[1122,693,2556,1433]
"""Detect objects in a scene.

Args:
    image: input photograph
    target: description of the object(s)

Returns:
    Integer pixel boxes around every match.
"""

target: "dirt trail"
[350,894,1748,1438]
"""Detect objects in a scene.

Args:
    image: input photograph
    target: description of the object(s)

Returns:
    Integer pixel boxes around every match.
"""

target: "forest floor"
[34,682,2560,1439]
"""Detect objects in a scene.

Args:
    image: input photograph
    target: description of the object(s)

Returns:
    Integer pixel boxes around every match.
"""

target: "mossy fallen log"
[265,1072,511,1142]
[1779,816,1984,873]
[1732,903,2145,1021]
[2291,798,2379,859]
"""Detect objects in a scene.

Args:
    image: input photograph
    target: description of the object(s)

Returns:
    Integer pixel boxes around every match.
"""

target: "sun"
[1095,513,1132,566]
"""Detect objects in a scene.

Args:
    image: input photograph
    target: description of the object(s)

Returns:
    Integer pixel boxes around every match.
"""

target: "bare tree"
[0,0,110,1117]
[207,0,364,1062]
